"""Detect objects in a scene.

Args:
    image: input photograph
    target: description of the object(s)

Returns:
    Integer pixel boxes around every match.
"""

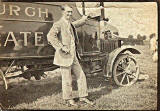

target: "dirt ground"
[0,44,157,110]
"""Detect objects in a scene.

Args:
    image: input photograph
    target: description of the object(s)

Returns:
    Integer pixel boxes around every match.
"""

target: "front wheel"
[112,54,139,86]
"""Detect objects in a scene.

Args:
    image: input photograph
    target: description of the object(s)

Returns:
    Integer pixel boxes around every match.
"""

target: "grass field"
[0,44,157,110]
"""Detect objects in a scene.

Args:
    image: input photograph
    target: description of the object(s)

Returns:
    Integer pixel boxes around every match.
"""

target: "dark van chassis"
[0,2,141,92]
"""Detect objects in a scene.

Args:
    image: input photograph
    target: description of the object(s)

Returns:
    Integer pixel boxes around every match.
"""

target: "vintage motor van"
[0,2,141,92]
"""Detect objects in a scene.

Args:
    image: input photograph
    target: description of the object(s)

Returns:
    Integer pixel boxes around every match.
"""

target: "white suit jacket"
[47,17,87,67]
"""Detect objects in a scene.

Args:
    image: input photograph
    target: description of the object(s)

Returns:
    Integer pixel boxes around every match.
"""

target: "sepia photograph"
[0,1,158,110]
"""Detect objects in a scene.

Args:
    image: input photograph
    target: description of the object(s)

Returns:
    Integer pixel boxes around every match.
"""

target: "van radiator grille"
[100,39,120,53]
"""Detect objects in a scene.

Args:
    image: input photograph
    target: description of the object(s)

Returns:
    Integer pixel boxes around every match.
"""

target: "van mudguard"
[105,45,141,77]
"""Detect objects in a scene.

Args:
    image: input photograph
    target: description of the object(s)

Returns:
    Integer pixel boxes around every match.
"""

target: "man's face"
[63,6,73,20]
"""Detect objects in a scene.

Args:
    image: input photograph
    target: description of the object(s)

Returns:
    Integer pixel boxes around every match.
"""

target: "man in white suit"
[47,5,93,106]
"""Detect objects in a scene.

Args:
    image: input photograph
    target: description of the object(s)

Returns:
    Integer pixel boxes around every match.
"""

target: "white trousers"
[60,56,88,100]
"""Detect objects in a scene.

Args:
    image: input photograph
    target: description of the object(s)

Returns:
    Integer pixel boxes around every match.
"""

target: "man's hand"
[61,46,70,54]
[81,15,88,21]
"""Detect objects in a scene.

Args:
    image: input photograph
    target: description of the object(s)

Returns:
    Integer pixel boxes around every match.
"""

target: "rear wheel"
[113,54,139,86]
[0,69,8,92]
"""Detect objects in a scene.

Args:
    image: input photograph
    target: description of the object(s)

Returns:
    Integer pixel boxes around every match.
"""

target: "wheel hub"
[125,70,131,74]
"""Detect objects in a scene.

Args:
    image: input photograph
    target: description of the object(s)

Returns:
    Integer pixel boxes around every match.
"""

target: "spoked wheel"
[113,54,140,86]
[0,69,8,92]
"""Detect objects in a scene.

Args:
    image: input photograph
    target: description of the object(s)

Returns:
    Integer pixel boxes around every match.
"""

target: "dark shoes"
[66,99,78,107]
[79,97,95,106]
[66,98,94,107]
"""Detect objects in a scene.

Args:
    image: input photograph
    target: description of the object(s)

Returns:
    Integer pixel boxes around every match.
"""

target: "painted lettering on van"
[3,32,44,47]
[0,4,48,18]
